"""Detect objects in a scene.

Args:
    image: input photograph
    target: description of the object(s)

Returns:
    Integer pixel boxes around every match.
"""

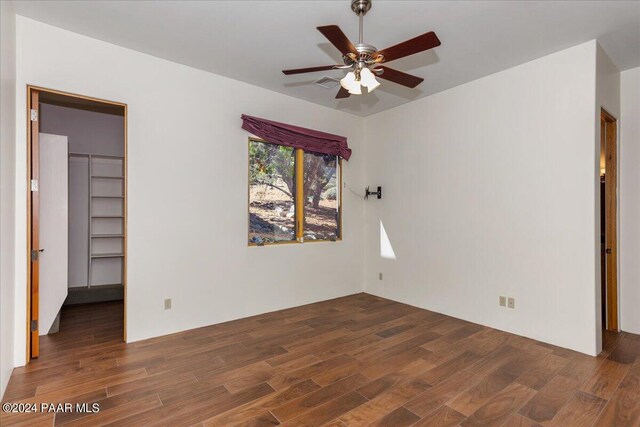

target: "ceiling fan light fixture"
[283,0,439,99]
[340,71,357,90]
[360,67,381,92]
[347,81,362,95]
[341,71,362,94]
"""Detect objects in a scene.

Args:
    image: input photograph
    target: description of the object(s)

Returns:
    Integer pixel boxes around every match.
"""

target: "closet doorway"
[27,86,127,360]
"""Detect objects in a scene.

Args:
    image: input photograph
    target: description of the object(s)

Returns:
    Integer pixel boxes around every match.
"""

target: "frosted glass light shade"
[340,71,356,90]
[361,67,381,92]
[341,71,363,94]
[348,82,362,95]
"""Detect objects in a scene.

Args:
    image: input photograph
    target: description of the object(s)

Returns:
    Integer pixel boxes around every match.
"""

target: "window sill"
[248,238,342,247]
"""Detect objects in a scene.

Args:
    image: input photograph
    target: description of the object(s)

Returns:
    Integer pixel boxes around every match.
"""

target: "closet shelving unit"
[90,154,124,288]
[70,153,125,289]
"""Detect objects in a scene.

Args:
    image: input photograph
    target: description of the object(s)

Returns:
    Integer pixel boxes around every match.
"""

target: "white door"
[39,133,69,335]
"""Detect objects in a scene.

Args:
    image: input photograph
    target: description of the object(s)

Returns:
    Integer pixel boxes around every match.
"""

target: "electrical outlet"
[164,298,172,310]
[507,297,515,309]
[379,272,383,280]
[499,296,506,307]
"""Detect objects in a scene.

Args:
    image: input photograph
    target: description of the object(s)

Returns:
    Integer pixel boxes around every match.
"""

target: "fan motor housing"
[355,43,376,56]
[343,43,377,65]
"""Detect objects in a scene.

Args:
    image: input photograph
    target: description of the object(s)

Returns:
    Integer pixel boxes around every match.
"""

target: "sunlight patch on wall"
[380,220,397,260]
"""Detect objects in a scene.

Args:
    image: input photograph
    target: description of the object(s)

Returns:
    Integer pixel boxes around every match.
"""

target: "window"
[303,151,340,241]
[248,138,341,245]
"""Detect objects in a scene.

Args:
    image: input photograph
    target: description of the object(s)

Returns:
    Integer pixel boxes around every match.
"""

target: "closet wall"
[40,104,124,289]
[40,104,123,155]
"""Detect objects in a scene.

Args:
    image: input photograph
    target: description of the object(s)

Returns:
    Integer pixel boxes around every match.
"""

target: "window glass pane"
[303,152,340,241]
[249,140,296,244]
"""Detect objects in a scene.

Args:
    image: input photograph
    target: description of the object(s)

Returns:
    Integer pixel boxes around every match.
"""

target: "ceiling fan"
[282,0,441,99]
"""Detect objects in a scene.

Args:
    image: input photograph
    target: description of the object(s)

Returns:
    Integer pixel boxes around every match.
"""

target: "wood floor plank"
[420,351,484,386]
[593,390,640,427]
[347,323,440,361]
[32,365,145,396]
[106,370,196,397]
[322,420,347,427]
[338,374,430,426]
[233,411,281,427]
[359,346,432,381]
[34,368,149,402]
[550,390,608,427]
[375,322,418,339]
[61,394,162,427]
[201,379,321,426]
[1,411,54,427]
[518,374,582,423]
[501,413,543,427]
[268,354,359,390]
[157,382,229,408]
[117,382,274,427]
[271,374,368,421]
[620,357,640,391]
[459,328,512,357]
[608,333,640,364]
[558,353,606,384]
[369,406,420,427]
[462,382,536,427]
[448,364,522,416]
[515,353,569,391]
[404,349,513,417]
[2,296,639,427]
[281,391,368,427]
[580,358,630,400]
[55,374,197,425]
[421,324,484,353]
[357,358,435,400]
[413,405,467,426]
[593,358,640,427]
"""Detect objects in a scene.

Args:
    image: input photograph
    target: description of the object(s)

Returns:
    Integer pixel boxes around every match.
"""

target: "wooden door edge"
[26,86,34,362]
[601,108,618,331]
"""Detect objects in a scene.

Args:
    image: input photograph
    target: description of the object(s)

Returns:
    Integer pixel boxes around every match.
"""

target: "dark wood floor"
[2,294,639,426]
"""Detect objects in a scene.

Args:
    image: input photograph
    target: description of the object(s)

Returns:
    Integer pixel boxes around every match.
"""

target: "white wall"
[363,41,601,355]
[40,104,124,156]
[1,0,17,399]
[620,67,640,334]
[68,156,90,287]
[12,17,365,365]
[595,44,620,351]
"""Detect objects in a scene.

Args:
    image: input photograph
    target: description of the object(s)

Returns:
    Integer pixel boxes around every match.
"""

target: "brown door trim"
[601,108,618,331]
[26,85,128,361]
[28,89,40,358]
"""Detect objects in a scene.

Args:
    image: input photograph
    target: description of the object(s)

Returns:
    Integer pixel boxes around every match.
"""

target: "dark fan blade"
[317,25,357,56]
[336,86,350,99]
[376,66,424,88]
[282,65,340,75]
[373,31,440,63]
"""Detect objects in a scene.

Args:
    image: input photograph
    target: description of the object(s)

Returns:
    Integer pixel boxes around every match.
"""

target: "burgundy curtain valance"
[241,114,351,160]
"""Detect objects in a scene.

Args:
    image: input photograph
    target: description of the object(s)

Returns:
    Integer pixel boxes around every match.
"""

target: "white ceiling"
[13,0,640,116]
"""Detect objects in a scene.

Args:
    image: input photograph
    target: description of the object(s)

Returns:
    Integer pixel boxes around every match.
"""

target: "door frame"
[601,108,618,331]
[26,85,128,360]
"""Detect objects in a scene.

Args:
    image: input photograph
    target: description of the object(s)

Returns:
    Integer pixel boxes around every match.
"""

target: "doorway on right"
[601,108,618,331]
